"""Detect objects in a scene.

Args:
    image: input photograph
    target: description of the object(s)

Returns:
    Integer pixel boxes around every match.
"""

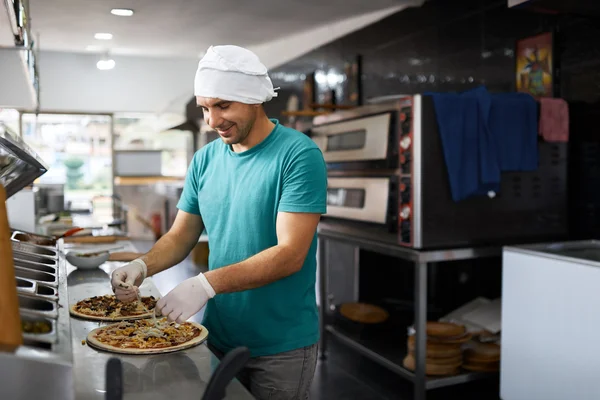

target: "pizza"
[69,294,157,321]
[86,318,208,354]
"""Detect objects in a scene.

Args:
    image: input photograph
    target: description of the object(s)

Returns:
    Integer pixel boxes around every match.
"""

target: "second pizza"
[70,294,158,321]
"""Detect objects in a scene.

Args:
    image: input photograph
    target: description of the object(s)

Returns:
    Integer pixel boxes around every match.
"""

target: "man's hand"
[111,259,147,302]
[155,273,216,323]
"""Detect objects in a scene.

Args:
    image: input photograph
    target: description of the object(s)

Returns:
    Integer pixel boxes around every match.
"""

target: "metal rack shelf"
[326,325,495,391]
[317,220,503,262]
[317,220,502,400]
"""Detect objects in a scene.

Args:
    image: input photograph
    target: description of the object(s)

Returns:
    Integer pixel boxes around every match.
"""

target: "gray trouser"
[209,342,318,400]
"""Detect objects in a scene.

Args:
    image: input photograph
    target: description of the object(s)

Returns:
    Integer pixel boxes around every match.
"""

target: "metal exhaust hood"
[164,97,202,133]
[0,124,48,199]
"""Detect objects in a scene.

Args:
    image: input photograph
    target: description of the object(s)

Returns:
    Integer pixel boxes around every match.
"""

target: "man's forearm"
[204,244,306,294]
[140,232,198,276]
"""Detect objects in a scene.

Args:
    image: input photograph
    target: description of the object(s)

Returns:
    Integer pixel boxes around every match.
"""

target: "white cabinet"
[501,241,600,400]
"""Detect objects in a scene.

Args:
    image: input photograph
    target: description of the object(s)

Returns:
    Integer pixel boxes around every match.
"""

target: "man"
[110,45,327,400]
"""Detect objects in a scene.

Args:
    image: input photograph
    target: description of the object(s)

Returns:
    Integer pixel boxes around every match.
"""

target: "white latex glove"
[156,273,215,324]
[110,259,147,302]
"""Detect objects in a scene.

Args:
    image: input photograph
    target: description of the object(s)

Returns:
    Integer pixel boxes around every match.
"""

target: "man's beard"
[230,113,256,145]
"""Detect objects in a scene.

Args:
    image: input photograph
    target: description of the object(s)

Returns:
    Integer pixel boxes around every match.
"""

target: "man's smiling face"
[197,97,259,146]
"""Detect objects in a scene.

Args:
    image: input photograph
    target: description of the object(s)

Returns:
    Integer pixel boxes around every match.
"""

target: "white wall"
[36,51,198,114]
[0,49,37,109]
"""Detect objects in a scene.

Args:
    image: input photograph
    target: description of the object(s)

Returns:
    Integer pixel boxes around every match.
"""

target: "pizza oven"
[311,95,568,249]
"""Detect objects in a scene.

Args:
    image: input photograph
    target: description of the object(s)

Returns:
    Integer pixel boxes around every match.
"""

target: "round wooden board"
[406,335,463,358]
[86,321,208,355]
[427,332,473,344]
[426,321,465,338]
[339,302,389,324]
[69,304,154,322]
[402,354,461,376]
[462,361,500,372]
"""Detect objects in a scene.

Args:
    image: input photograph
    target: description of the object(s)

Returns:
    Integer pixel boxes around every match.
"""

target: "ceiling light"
[97,59,115,70]
[94,33,113,40]
[86,45,101,52]
[111,8,134,17]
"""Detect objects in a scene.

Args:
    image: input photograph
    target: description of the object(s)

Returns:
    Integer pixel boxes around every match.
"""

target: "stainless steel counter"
[65,241,254,400]
[504,239,600,266]
[1,237,75,400]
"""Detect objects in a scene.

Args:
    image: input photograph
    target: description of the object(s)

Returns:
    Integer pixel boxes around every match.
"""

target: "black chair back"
[105,357,123,400]
[202,347,251,400]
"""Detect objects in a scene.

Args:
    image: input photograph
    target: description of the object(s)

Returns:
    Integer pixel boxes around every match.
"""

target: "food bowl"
[66,250,110,269]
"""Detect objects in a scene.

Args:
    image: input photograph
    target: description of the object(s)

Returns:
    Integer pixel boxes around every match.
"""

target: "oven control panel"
[398,104,414,246]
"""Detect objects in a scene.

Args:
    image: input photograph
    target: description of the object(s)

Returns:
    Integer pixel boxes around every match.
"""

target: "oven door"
[311,112,397,169]
[326,177,396,229]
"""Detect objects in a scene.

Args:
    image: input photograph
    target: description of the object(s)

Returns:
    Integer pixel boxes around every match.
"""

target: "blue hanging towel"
[461,87,501,190]
[426,87,500,202]
[488,92,539,171]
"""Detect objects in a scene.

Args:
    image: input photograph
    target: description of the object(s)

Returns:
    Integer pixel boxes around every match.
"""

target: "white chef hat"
[194,45,278,104]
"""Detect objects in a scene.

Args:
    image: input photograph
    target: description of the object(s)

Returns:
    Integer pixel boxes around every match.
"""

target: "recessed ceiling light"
[94,33,113,40]
[86,45,101,52]
[97,59,116,70]
[111,8,134,17]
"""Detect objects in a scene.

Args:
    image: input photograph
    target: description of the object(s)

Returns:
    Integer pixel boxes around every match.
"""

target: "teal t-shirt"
[176,119,327,357]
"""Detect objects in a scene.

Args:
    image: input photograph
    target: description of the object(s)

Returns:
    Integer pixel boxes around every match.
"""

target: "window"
[113,113,193,177]
[0,108,20,134]
[21,113,113,210]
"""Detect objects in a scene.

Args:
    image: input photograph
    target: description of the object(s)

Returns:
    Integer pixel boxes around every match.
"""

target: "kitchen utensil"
[63,235,128,244]
[12,230,57,246]
[56,227,84,239]
[12,227,84,246]
[65,251,110,270]
[65,245,124,256]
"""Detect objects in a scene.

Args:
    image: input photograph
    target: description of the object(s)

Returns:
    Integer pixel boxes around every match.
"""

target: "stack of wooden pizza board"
[402,321,500,376]
[69,294,208,355]
[462,338,501,373]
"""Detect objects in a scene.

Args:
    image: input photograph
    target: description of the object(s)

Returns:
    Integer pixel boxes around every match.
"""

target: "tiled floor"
[135,240,501,400]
